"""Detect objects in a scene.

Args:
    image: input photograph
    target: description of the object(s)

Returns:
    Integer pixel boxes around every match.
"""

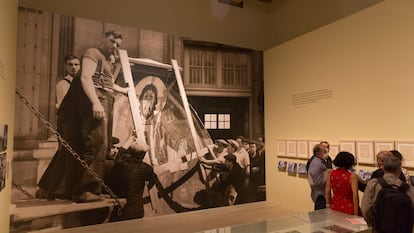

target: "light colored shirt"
[307,156,327,202]
[234,148,250,170]
[55,75,73,109]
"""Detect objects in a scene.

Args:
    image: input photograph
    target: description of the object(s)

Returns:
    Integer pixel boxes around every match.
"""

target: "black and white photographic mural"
[0,123,7,193]
[11,7,265,231]
[0,153,6,192]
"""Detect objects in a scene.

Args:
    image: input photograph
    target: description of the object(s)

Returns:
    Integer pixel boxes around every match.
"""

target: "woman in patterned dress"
[325,151,360,215]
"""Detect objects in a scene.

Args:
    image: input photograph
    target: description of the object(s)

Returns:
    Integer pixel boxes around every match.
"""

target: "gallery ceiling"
[18,0,383,50]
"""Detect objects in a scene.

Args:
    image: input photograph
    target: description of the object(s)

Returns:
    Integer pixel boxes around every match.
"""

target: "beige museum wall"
[0,0,18,232]
[265,0,414,212]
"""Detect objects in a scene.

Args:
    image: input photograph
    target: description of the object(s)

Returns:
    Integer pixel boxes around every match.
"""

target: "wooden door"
[14,8,53,149]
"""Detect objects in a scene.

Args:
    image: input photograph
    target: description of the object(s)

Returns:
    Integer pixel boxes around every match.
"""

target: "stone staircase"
[12,138,58,201]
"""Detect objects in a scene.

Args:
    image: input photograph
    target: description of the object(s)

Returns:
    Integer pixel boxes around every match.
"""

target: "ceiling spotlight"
[217,0,244,8]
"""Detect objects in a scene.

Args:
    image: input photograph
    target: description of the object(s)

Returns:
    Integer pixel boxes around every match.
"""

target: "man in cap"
[215,154,251,205]
[107,140,156,221]
[200,139,228,165]
[199,139,229,188]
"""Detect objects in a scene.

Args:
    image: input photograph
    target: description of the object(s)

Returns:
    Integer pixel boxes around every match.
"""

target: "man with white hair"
[361,155,414,232]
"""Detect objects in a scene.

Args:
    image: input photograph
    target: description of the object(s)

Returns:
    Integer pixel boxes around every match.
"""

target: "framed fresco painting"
[296,140,309,159]
[374,141,394,155]
[340,140,355,155]
[356,141,375,164]
[395,141,414,167]
[276,140,286,157]
[286,140,297,158]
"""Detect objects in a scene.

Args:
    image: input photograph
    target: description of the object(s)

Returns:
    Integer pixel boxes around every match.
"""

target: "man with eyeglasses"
[76,30,127,202]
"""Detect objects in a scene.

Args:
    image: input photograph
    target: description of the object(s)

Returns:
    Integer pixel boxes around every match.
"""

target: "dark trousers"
[314,194,326,210]
[77,88,114,195]
[38,115,83,199]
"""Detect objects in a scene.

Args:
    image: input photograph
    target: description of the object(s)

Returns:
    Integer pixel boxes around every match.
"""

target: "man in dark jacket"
[107,140,156,220]
[216,154,254,205]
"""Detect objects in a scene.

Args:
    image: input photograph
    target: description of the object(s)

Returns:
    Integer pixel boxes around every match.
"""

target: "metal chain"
[12,180,35,199]
[15,89,122,209]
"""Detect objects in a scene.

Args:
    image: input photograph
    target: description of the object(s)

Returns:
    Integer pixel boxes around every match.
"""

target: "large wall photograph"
[11,6,265,232]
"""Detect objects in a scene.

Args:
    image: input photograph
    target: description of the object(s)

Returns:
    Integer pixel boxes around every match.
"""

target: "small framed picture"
[359,169,373,181]
[374,141,394,155]
[329,145,339,159]
[276,140,286,156]
[287,162,297,174]
[278,161,287,171]
[356,141,375,164]
[298,163,307,174]
[296,140,309,159]
[308,140,320,156]
[340,140,355,155]
[286,140,297,158]
[395,141,414,167]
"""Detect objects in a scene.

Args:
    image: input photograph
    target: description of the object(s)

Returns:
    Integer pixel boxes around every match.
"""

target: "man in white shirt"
[55,54,80,109]
[228,139,250,183]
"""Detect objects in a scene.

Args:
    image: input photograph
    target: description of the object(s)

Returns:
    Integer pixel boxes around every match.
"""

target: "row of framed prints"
[277,140,414,166]
[278,161,307,175]
[278,160,374,181]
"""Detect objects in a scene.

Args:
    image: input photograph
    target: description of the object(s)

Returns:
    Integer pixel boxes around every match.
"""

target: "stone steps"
[12,140,58,201]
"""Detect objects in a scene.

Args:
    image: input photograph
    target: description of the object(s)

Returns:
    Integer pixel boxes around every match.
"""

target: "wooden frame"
[395,141,414,167]
[276,140,286,156]
[374,141,394,155]
[296,140,309,159]
[340,140,355,155]
[356,141,375,164]
[286,140,297,158]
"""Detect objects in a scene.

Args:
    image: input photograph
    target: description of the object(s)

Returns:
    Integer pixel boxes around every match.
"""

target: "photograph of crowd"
[11,6,265,232]
[0,123,7,152]
[0,153,6,192]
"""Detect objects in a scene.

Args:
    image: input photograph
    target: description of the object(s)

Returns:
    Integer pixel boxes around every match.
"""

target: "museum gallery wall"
[10,7,265,231]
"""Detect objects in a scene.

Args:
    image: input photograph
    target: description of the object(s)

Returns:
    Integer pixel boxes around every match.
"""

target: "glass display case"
[197,208,370,233]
